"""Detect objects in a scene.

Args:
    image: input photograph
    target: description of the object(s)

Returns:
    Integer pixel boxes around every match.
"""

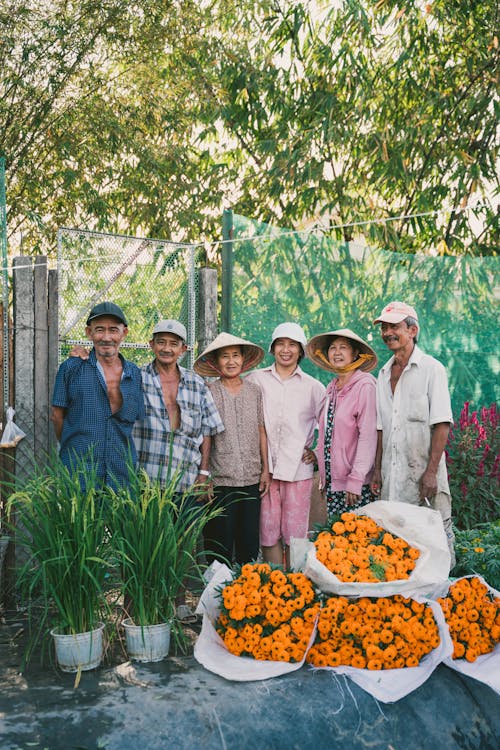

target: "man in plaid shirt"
[133,319,224,492]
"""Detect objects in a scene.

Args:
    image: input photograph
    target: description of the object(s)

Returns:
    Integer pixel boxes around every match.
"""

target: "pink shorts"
[260,477,313,547]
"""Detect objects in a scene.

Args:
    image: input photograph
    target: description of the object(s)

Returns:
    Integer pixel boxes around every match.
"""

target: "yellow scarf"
[314,349,374,374]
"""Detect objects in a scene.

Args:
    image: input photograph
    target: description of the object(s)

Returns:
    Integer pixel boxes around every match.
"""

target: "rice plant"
[108,468,223,647]
[6,452,112,653]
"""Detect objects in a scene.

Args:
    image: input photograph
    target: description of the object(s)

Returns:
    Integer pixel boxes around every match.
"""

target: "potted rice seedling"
[109,469,221,662]
[6,453,112,674]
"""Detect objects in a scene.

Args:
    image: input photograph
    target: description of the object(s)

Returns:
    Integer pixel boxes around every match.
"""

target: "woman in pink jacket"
[306,329,378,517]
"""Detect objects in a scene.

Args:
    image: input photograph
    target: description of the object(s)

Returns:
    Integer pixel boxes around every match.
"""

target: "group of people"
[52,298,456,617]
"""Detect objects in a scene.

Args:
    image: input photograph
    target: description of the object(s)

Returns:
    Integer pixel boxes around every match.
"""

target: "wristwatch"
[199,469,211,477]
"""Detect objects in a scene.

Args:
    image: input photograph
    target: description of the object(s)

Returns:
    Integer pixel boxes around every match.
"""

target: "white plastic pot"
[50,622,105,672]
[122,618,171,662]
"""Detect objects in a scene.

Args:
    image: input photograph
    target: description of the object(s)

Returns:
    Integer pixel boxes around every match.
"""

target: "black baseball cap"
[86,301,128,326]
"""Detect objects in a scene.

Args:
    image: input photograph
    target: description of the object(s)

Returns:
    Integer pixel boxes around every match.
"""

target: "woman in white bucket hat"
[245,323,326,568]
[194,332,270,565]
[306,328,378,517]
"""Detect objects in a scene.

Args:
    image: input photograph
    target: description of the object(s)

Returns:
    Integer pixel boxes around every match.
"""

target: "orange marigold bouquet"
[215,563,320,662]
[306,594,440,670]
[437,576,500,662]
[312,512,420,583]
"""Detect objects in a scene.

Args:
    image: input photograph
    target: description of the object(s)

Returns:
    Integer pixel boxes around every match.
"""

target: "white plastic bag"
[433,575,500,695]
[0,407,26,448]
[194,561,317,682]
[302,501,451,598]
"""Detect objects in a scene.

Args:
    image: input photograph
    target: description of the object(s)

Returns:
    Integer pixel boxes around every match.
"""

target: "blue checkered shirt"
[133,361,224,490]
[52,349,145,488]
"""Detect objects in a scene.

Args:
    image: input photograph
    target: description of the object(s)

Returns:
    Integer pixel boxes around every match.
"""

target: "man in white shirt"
[246,322,325,567]
[370,301,455,562]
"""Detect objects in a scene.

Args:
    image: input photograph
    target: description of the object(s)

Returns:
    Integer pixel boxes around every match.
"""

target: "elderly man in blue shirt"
[52,301,144,489]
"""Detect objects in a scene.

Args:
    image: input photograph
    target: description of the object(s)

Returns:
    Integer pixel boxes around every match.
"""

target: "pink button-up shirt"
[246,364,325,482]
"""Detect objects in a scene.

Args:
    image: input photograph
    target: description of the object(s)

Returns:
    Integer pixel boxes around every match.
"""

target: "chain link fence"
[57,229,199,368]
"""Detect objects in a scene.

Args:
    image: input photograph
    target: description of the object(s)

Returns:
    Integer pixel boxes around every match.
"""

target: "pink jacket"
[316,370,377,496]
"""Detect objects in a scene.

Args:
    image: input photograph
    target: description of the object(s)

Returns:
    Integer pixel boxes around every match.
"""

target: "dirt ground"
[1,489,499,749]
[1,600,500,750]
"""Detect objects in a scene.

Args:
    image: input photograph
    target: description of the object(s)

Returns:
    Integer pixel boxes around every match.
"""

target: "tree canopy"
[1,0,498,255]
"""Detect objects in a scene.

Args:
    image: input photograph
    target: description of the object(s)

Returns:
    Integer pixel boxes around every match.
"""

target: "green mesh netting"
[231,214,499,417]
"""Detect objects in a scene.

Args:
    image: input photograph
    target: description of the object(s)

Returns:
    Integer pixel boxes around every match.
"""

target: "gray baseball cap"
[152,319,187,341]
[86,301,127,326]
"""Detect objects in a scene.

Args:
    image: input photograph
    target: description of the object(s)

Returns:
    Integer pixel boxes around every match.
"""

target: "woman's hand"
[302,446,317,465]
[370,468,382,496]
[345,491,361,507]
[259,471,271,496]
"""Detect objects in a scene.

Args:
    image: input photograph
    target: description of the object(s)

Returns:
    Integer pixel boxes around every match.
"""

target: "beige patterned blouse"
[208,379,265,486]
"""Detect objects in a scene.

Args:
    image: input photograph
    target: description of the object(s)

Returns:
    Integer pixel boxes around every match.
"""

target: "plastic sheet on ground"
[297,501,451,597]
[194,562,317,682]
[433,574,500,695]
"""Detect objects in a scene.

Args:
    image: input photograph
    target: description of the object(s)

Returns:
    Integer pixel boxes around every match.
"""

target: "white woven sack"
[309,596,453,703]
[194,561,317,682]
[433,575,500,695]
[303,501,451,597]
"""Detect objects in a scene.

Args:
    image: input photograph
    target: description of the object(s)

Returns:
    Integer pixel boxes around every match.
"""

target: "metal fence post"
[221,208,233,333]
[197,268,218,356]
[34,256,49,457]
[47,269,59,453]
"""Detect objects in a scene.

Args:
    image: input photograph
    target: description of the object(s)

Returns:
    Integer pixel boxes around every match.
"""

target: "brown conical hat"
[306,328,378,373]
[194,332,265,377]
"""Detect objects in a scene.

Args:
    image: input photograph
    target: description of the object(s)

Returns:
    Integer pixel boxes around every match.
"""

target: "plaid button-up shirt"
[133,361,224,490]
[52,349,144,488]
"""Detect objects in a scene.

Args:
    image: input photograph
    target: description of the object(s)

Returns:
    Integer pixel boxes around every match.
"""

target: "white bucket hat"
[306,328,378,373]
[194,332,264,377]
[268,322,307,353]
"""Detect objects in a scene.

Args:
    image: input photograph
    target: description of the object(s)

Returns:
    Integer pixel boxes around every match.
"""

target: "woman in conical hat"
[305,328,378,517]
[194,332,270,565]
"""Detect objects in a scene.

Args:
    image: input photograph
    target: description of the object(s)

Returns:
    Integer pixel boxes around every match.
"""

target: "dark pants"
[204,484,261,566]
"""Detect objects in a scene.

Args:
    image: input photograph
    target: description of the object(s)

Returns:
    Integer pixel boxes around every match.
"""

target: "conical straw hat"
[306,328,378,373]
[194,332,265,377]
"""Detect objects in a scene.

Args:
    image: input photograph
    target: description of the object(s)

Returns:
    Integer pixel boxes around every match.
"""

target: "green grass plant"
[108,469,222,643]
[6,453,112,650]
[451,521,500,591]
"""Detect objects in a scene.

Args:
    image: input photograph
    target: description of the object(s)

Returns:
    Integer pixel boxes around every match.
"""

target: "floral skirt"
[326,483,375,518]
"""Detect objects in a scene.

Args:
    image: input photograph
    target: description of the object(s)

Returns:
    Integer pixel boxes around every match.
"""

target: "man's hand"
[70,345,90,359]
[193,473,213,502]
[419,468,438,504]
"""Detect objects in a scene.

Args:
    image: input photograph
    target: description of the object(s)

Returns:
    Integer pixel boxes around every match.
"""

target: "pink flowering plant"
[446,402,499,530]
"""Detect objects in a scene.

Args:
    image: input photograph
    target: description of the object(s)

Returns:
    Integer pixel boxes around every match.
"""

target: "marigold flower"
[439,577,499,662]
[312,513,420,583]
[216,563,320,663]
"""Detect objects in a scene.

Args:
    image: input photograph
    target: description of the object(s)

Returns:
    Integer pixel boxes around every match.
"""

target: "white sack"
[433,575,500,695]
[302,501,451,597]
[194,561,316,682]
[309,597,453,703]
